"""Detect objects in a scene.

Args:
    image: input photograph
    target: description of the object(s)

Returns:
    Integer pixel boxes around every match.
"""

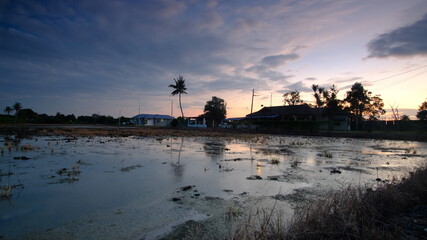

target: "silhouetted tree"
[65,114,76,124]
[400,115,410,121]
[312,84,342,112]
[367,95,386,120]
[200,96,227,127]
[169,75,187,118]
[283,90,303,106]
[326,85,342,112]
[4,106,12,115]
[312,84,326,108]
[12,102,22,122]
[18,108,37,122]
[416,99,427,120]
[13,102,22,115]
[343,82,385,129]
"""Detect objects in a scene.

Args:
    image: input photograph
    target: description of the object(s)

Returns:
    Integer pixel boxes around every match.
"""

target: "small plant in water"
[405,147,417,155]
[1,185,12,199]
[226,203,242,219]
[271,157,280,165]
[318,150,333,158]
[21,144,37,151]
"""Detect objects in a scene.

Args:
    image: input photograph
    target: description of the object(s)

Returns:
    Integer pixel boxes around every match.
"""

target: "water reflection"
[170,138,184,177]
[203,140,226,161]
[1,135,427,239]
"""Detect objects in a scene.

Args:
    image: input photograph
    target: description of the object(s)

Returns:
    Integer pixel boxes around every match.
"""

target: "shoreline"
[0,124,426,142]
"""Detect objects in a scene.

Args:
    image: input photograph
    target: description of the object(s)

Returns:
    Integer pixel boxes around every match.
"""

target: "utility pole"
[171,100,173,117]
[270,93,272,107]
[250,89,255,115]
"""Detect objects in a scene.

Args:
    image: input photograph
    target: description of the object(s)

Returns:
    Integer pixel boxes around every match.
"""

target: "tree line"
[1,102,128,124]
[284,82,426,123]
[169,75,426,130]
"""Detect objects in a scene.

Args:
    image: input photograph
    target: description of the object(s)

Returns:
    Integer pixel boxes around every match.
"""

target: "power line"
[376,69,427,91]
[370,64,427,84]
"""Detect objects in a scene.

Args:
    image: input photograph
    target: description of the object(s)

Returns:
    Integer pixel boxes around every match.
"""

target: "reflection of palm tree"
[171,138,185,177]
[169,75,187,118]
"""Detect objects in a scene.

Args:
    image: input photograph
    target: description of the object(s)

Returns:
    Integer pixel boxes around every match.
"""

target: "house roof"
[132,114,174,120]
[247,104,318,117]
[246,104,348,118]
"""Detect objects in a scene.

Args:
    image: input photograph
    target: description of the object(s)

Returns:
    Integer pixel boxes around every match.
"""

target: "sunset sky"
[1,0,426,119]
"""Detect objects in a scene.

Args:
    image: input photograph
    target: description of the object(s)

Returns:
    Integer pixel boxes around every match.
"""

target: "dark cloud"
[284,81,311,92]
[0,0,232,100]
[367,14,427,58]
[195,75,266,92]
[305,77,317,81]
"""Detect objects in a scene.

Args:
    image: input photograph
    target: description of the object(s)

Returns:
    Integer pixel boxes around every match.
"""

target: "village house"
[245,104,350,131]
[131,114,174,126]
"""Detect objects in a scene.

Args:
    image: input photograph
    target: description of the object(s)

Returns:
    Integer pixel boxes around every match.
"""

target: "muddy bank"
[1,124,426,142]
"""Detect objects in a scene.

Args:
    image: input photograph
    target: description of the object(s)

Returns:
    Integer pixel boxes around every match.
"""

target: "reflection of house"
[131,114,174,126]
[187,117,207,128]
[245,104,350,131]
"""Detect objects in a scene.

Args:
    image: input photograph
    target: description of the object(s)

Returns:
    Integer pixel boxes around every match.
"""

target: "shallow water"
[0,135,426,239]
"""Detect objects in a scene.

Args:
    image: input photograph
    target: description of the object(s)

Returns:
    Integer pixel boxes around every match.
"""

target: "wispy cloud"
[0,0,425,116]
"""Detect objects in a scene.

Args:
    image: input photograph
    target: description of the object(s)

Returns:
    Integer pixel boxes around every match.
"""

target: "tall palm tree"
[12,102,22,122]
[4,106,12,115]
[13,102,22,116]
[169,75,187,118]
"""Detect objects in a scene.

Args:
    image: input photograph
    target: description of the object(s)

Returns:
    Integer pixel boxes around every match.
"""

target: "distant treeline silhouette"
[1,103,128,125]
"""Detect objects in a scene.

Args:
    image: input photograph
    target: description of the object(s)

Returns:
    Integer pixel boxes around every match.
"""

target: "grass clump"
[1,185,12,199]
[405,147,417,155]
[231,165,427,240]
[270,157,280,165]
[317,150,333,158]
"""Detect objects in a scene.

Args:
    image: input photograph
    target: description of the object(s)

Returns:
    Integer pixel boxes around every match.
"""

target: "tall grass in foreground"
[232,165,427,240]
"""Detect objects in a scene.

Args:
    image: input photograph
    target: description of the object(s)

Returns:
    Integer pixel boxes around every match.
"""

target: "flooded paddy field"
[1,134,426,239]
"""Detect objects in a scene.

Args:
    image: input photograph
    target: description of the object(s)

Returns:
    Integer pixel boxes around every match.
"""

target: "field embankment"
[0,124,426,142]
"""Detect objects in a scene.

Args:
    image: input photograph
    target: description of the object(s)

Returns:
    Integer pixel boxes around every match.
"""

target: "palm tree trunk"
[179,93,184,118]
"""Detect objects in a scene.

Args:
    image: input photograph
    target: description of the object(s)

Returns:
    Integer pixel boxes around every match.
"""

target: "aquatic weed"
[318,150,333,158]
[270,157,280,165]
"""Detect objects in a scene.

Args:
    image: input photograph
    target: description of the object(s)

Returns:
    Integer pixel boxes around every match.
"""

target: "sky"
[1,0,427,119]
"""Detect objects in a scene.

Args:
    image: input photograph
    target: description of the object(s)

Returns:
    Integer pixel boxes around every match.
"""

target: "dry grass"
[317,150,333,158]
[270,157,281,165]
[2,126,270,141]
[1,185,12,199]
[231,165,427,240]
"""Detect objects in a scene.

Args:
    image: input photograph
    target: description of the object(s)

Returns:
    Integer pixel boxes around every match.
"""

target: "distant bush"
[170,119,179,127]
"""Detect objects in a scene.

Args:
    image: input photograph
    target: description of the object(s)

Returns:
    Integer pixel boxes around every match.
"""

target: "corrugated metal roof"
[132,114,175,120]
[246,104,349,117]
